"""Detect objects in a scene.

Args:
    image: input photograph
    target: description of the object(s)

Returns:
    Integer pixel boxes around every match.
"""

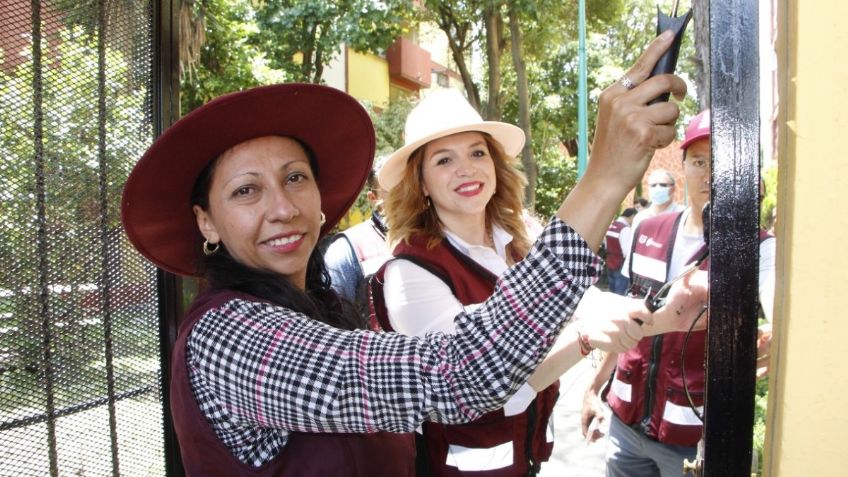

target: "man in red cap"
[581,109,776,476]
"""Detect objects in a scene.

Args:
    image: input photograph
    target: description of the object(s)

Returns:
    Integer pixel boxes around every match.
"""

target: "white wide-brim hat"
[378,88,525,191]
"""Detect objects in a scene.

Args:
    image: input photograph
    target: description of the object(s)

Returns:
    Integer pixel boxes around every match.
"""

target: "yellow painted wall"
[347,48,390,109]
[765,1,848,475]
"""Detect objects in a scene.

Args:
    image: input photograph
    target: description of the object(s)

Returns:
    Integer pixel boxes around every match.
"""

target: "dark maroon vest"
[604,219,627,271]
[371,236,559,476]
[609,213,775,447]
[171,289,415,476]
[609,212,773,447]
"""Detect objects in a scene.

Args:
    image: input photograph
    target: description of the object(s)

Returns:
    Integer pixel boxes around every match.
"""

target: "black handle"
[647,6,693,105]
[645,293,665,313]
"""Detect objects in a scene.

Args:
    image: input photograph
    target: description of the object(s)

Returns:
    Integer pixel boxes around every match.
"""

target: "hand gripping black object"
[647,2,693,105]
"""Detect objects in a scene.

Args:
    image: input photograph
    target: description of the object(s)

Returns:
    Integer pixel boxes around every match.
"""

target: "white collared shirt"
[384,224,516,335]
[383,223,538,415]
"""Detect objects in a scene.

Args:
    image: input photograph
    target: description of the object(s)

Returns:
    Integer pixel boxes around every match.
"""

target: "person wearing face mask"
[622,169,684,279]
[632,169,685,232]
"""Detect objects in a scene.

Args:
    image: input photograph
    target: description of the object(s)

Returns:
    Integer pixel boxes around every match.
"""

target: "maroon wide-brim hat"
[121,83,374,277]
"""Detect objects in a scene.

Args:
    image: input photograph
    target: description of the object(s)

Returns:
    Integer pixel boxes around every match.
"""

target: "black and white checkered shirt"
[186,217,598,466]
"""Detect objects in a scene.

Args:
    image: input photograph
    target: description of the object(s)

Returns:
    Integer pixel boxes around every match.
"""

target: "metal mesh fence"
[0,1,165,475]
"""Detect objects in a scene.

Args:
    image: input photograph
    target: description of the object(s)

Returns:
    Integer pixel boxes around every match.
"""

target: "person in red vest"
[605,207,638,295]
[581,109,776,477]
[120,35,702,476]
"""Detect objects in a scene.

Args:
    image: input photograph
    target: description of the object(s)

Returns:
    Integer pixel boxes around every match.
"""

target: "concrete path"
[539,355,609,477]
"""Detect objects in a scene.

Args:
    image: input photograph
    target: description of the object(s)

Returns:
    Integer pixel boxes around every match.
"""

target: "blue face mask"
[649,185,671,205]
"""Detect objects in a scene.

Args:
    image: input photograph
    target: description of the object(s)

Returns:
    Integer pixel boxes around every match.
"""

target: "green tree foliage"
[761,165,778,231]
[179,0,415,112]
[253,0,416,83]
[420,0,484,111]
[511,0,697,156]
[176,0,704,219]
[0,28,148,289]
[179,1,701,218]
[370,96,417,159]
[499,0,627,216]
[180,0,268,112]
[501,0,701,216]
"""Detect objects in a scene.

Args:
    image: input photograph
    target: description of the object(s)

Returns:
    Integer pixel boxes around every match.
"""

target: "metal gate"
[0,1,166,475]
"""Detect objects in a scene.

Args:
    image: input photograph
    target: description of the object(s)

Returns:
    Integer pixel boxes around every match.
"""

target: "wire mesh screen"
[0,1,165,475]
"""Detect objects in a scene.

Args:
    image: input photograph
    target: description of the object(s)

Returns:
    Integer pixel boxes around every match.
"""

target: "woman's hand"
[585,30,689,195]
[575,268,709,351]
[557,31,688,250]
[578,291,649,353]
[581,389,607,443]
[756,323,772,379]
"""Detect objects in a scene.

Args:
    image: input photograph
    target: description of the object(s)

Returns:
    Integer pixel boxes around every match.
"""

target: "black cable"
[681,305,709,422]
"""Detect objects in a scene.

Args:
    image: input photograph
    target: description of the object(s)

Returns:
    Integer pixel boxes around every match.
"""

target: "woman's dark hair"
[190,137,365,331]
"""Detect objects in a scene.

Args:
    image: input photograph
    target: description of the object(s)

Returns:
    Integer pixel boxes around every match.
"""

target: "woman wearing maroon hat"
[121,33,703,477]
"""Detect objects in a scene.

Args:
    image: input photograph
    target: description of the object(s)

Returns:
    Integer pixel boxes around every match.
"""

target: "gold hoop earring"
[202,240,220,256]
[320,212,326,226]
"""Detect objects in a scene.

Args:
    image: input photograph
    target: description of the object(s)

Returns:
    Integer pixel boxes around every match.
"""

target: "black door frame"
[153,1,185,476]
[704,0,761,475]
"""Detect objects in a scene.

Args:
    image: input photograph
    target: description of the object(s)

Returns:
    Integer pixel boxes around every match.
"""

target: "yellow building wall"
[346,48,390,109]
[765,1,848,475]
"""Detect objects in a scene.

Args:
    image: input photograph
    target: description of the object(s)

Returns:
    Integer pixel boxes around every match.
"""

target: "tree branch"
[508,4,536,209]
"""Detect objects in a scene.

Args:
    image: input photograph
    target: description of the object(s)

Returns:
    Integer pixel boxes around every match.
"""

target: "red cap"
[121,83,374,277]
[680,109,710,150]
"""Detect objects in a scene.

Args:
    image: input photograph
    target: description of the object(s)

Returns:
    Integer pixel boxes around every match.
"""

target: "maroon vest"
[610,213,774,447]
[604,219,628,271]
[371,236,559,476]
[605,211,707,446]
[171,289,415,476]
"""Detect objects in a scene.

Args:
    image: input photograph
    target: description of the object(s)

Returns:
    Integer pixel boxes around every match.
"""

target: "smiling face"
[683,138,711,211]
[420,131,496,227]
[193,136,321,289]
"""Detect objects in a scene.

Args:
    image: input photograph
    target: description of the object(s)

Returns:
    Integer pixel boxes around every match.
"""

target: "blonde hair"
[384,134,532,262]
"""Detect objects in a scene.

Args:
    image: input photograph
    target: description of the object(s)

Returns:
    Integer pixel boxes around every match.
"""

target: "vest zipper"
[640,334,664,434]
[630,212,682,436]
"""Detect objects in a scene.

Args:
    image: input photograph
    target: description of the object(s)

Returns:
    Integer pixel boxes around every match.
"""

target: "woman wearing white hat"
[371,32,696,476]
